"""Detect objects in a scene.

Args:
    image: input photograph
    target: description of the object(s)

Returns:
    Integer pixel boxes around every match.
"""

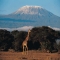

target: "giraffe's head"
[28,29,31,33]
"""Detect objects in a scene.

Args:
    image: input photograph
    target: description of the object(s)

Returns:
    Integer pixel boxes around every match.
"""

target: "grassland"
[0,50,60,60]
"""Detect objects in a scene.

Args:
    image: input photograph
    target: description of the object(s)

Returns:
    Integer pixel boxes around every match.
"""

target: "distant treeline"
[0,26,60,52]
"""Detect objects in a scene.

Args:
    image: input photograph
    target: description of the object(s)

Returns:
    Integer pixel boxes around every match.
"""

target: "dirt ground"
[0,50,60,60]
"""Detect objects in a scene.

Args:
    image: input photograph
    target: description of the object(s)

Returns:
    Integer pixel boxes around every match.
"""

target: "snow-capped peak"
[20,5,42,9]
[14,5,43,15]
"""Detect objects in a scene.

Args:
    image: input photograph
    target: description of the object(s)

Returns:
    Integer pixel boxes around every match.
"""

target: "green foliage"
[11,30,27,51]
[29,26,60,51]
[57,42,60,50]
[0,29,14,51]
[0,26,60,52]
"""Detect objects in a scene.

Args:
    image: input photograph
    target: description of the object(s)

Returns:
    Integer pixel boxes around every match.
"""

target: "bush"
[0,29,14,51]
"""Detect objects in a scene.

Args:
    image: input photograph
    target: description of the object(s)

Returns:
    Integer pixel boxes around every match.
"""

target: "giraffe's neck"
[27,31,29,38]
[25,31,30,41]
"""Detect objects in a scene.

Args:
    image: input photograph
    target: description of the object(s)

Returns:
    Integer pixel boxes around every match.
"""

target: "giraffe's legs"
[26,46,28,51]
[25,46,26,52]
[22,45,28,54]
[23,46,24,54]
[26,46,28,54]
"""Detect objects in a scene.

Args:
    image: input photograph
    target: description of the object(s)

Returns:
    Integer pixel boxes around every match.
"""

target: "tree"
[29,26,60,51]
[0,29,14,51]
[11,31,27,51]
[0,26,60,52]
[57,42,60,51]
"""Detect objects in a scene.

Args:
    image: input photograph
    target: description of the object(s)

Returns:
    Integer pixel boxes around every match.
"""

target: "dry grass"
[0,50,60,60]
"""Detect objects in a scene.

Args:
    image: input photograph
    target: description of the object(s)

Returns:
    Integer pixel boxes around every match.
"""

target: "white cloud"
[0,26,60,31]
[17,26,33,31]
[0,26,34,31]
[48,26,60,31]
[52,27,60,31]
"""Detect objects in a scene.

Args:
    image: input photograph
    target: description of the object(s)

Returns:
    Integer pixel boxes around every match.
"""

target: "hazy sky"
[0,0,60,17]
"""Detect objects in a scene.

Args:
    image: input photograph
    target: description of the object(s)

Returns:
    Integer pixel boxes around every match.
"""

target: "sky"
[0,0,60,17]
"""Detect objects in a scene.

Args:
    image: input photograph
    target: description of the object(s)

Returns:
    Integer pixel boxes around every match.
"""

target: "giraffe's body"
[22,29,31,54]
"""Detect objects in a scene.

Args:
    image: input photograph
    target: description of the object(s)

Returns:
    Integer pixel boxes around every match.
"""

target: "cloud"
[52,27,60,31]
[0,26,34,31]
[16,26,33,31]
[0,26,60,31]
[48,26,60,31]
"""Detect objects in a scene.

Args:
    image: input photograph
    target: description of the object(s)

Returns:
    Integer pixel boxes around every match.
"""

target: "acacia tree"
[29,26,60,51]
[57,42,60,51]
[0,26,60,52]
[11,31,27,51]
[0,29,14,51]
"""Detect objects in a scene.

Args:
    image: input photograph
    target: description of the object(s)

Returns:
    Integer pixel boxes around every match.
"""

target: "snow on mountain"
[14,5,43,15]
[10,5,56,20]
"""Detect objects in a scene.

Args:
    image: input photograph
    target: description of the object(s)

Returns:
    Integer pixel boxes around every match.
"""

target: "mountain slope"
[0,5,60,28]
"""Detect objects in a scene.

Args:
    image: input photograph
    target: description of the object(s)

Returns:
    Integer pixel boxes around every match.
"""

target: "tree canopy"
[0,26,60,52]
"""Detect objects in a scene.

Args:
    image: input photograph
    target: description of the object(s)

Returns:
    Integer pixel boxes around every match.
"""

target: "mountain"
[0,5,60,28]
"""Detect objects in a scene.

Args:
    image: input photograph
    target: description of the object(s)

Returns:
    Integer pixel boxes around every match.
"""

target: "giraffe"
[22,29,31,54]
